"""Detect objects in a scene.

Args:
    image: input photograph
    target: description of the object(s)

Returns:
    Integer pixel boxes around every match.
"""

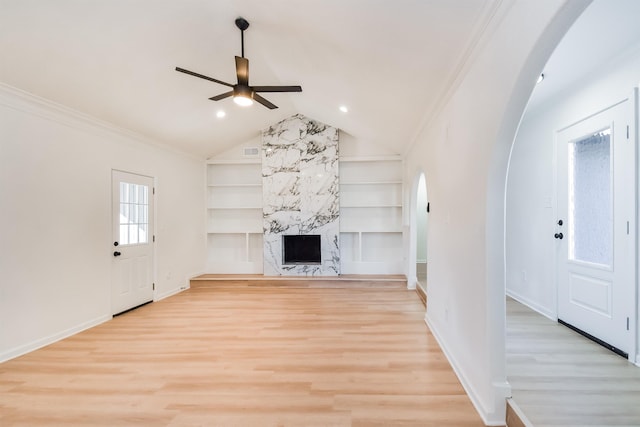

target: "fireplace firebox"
[283,235,321,264]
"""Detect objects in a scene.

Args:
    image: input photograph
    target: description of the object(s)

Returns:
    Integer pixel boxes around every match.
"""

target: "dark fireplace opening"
[283,234,321,265]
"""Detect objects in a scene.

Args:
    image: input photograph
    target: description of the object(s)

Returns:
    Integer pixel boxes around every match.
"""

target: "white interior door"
[111,170,154,315]
[556,100,635,358]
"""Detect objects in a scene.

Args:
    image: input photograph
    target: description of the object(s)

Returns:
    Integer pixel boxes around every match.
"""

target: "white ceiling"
[528,0,640,112]
[1,1,638,159]
[0,0,496,158]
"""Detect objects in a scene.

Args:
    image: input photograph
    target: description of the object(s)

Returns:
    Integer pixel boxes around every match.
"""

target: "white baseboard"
[406,276,417,290]
[424,314,507,426]
[155,284,189,301]
[506,289,556,320]
[0,314,111,363]
[507,398,535,427]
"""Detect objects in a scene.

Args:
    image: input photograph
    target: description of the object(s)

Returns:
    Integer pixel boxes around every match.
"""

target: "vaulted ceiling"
[1,1,639,159]
[0,0,498,158]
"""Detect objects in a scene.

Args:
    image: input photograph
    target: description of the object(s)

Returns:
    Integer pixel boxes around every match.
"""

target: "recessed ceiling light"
[339,105,348,113]
[216,110,226,118]
[536,73,545,84]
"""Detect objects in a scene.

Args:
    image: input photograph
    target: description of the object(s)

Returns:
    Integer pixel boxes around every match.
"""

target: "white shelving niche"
[206,160,263,273]
[339,156,404,274]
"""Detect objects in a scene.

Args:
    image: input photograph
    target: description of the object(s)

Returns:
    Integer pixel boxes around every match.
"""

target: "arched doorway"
[407,170,428,294]
[503,0,640,423]
[415,174,428,294]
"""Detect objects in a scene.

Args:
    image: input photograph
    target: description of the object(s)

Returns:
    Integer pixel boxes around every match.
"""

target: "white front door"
[556,99,635,358]
[111,170,154,315]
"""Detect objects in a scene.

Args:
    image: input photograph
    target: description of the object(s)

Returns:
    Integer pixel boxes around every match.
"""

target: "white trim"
[0,315,111,363]
[506,289,557,321]
[339,155,403,162]
[425,314,508,426]
[206,158,262,165]
[155,284,190,302]
[403,0,514,157]
[0,82,201,161]
[631,86,639,367]
[507,398,535,427]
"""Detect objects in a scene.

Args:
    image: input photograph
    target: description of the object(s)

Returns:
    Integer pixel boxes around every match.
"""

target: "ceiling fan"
[176,17,302,110]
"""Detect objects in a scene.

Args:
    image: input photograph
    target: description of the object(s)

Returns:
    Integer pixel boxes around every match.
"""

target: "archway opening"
[415,173,428,295]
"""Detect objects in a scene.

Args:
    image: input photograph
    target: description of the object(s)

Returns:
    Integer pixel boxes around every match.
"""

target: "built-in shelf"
[206,161,264,273]
[208,183,262,188]
[207,232,263,274]
[204,155,404,275]
[338,157,404,275]
[340,181,403,185]
[207,162,262,187]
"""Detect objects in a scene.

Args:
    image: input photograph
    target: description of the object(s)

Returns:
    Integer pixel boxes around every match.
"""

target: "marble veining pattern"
[262,114,340,276]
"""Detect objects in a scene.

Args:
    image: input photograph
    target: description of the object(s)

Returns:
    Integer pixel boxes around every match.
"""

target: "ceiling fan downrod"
[235,17,250,58]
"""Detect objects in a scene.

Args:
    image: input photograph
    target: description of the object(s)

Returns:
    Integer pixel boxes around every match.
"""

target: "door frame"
[553,90,638,364]
[111,169,157,315]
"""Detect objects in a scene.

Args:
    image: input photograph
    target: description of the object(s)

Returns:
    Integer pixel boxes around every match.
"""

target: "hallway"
[507,298,640,426]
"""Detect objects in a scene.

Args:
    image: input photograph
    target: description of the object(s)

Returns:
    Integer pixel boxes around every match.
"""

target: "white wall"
[0,85,206,362]
[402,1,587,424]
[507,41,640,359]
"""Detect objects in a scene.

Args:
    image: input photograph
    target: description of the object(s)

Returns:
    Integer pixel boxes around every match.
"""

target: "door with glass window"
[556,100,635,357]
[111,170,154,315]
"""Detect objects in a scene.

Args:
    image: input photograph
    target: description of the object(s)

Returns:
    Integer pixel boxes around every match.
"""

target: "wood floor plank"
[0,282,484,426]
[507,297,640,427]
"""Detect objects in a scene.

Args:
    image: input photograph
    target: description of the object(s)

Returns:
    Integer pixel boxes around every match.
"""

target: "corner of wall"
[425,313,507,426]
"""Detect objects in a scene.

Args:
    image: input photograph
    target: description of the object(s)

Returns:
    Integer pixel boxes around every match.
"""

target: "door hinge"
[627,317,630,331]
[627,125,630,139]
[153,235,155,242]
[153,283,155,291]
[153,187,155,195]
[627,221,630,235]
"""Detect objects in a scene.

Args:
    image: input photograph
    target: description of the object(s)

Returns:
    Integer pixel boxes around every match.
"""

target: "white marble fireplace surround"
[262,114,340,276]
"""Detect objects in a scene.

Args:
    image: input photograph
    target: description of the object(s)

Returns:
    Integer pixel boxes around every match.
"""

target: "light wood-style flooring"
[506,297,640,426]
[0,279,484,426]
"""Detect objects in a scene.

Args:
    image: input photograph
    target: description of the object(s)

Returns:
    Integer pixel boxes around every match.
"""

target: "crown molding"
[403,0,513,157]
[0,82,203,161]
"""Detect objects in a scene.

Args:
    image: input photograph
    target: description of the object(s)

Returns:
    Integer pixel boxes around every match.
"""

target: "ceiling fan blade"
[235,56,249,86]
[254,93,278,109]
[253,85,302,93]
[209,91,234,101]
[175,67,234,88]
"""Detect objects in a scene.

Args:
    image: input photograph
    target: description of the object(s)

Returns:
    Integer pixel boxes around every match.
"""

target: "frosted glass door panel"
[568,130,612,266]
[556,100,634,358]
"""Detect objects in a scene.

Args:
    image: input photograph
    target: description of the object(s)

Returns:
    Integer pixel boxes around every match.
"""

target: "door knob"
[557,219,563,226]
[113,251,122,257]
[554,233,564,239]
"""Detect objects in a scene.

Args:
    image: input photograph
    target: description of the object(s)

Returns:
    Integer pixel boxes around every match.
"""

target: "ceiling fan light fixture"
[233,86,254,106]
[176,17,301,110]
